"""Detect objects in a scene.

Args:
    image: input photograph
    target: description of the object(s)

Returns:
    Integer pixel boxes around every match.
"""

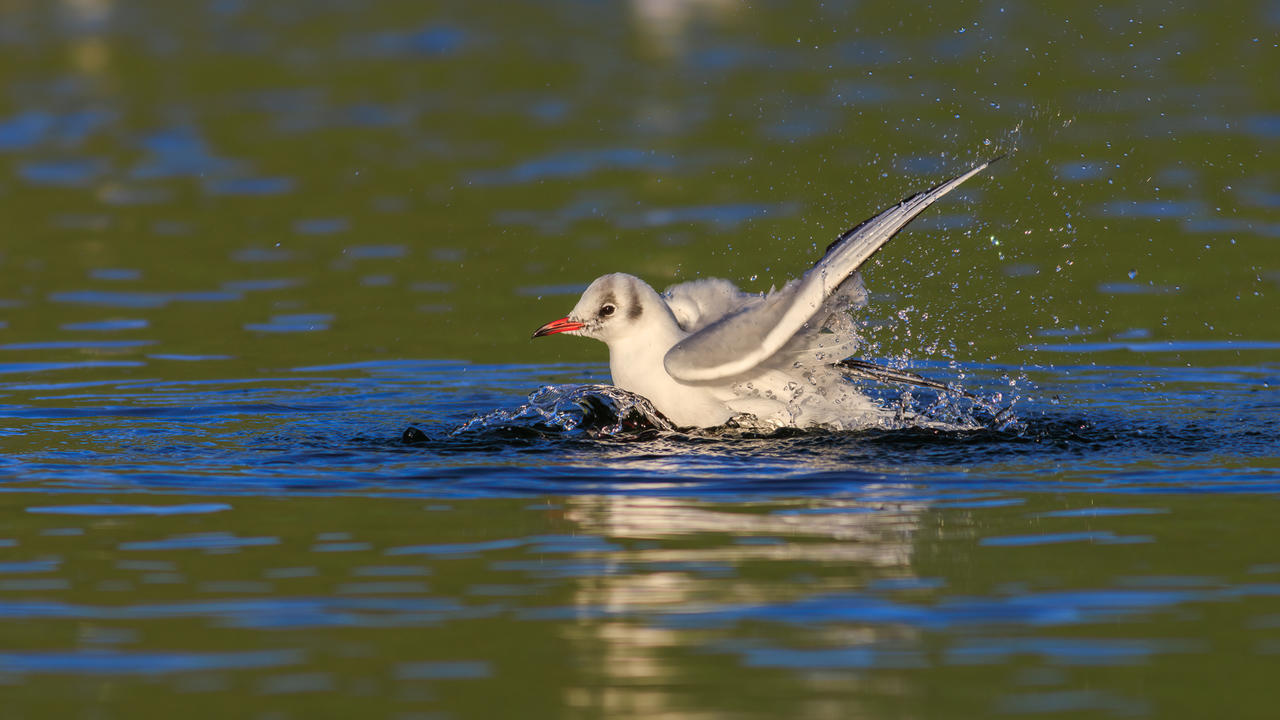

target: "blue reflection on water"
[61,319,150,332]
[980,532,1153,546]
[19,159,107,187]
[469,148,677,186]
[0,649,302,675]
[120,534,280,551]
[50,290,240,308]
[26,503,232,516]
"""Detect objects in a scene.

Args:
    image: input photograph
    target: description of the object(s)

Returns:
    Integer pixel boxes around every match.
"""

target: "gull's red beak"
[531,316,585,339]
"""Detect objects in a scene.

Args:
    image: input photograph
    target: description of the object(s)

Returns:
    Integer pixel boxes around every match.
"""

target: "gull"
[532,158,998,429]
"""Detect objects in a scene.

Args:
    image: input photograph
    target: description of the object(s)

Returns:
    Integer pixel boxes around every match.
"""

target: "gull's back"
[662,278,761,334]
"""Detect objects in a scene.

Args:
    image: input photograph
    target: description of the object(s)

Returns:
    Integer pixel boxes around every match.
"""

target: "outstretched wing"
[663,158,998,383]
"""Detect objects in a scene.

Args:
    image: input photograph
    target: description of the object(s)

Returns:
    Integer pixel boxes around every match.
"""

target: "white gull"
[533,158,998,429]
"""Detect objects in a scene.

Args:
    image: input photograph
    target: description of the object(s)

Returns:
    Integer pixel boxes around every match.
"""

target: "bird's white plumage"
[662,278,760,333]
[533,159,996,429]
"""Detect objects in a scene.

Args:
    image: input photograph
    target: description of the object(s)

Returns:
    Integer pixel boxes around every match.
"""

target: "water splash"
[429,374,1018,443]
[446,384,675,438]
[885,383,1023,433]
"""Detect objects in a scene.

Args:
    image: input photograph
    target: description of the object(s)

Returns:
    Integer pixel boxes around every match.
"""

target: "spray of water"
[445,372,1020,440]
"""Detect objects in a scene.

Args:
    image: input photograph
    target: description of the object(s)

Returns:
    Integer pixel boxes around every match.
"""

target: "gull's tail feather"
[835,357,1016,425]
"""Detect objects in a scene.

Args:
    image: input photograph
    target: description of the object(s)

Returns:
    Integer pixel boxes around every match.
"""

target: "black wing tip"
[821,154,1000,259]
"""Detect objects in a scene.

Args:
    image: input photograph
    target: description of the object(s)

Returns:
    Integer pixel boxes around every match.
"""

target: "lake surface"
[1,1,1278,718]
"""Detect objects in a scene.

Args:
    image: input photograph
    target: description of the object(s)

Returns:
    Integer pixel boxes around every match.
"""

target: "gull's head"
[532,273,659,345]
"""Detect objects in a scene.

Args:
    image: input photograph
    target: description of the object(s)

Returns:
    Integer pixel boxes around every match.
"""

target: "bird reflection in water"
[555,493,930,717]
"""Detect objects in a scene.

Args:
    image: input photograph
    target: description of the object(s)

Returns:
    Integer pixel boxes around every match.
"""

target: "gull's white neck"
[605,305,732,427]
[607,316,686,394]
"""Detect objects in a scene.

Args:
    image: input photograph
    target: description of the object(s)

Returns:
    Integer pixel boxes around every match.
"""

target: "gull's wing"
[662,277,760,333]
[664,158,998,383]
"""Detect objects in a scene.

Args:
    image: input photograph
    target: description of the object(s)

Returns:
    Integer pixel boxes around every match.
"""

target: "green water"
[1,491,1278,718]
[2,1,1275,369]
[1,0,1278,718]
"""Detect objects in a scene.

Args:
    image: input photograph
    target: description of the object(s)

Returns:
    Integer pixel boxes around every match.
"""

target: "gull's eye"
[599,304,616,317]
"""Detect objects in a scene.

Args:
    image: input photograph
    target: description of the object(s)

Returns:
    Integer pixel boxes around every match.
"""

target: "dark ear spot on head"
[628,285,642,320]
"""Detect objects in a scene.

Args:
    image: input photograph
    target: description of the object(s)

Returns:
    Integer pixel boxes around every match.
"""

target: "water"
[1,362,1276,717]
[2,0,1279,717]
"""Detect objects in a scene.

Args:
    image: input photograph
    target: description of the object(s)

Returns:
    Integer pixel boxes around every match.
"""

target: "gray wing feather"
[663,158,997,383]
[662,278,759,333]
